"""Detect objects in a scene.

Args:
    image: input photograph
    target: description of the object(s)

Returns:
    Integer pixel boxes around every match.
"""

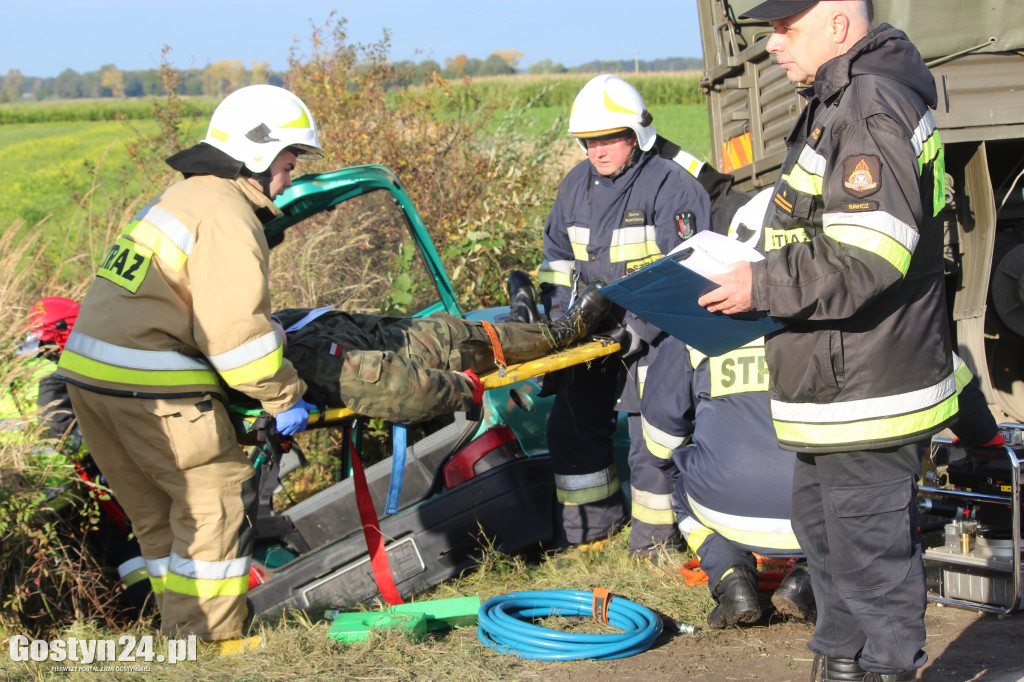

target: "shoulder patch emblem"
[674,211,695,239]
[843,155,881,197]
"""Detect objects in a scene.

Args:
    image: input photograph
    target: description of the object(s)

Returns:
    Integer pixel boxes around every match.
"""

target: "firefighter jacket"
[538,137,712,345]
[57,175,305,415]
[749,24,956,453]
[640,336,800,556]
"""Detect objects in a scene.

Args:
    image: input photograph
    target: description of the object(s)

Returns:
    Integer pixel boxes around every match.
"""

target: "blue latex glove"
[274,398,315,436]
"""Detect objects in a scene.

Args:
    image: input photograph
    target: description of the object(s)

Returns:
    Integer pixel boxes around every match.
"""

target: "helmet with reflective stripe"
[29,296,80,351]
[202,85,324,174]
[568,74,656,152]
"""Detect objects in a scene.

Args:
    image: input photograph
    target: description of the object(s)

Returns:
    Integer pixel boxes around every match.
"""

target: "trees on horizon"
[0,53,702,102]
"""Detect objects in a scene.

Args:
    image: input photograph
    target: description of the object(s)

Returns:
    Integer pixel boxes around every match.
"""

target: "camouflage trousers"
[274,309,555,423]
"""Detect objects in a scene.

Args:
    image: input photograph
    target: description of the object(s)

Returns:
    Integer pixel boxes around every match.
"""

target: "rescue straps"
[480,320,507,378]
[349,439,405,606]
[384,424,407,515]
[477,589,662,660]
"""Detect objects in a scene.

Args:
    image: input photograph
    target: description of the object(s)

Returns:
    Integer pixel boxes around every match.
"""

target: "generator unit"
[921,424,1023,614]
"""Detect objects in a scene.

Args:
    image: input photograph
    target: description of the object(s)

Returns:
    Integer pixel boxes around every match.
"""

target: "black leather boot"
[543,279,611,349]
[811,655,865,681]
[707,567,761,629]
[861,672,918,681]
[506,270,541,324]
[810,654,918,682]
[772,560,816,621]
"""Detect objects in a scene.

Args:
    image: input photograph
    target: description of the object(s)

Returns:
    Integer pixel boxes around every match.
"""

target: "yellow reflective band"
[825,224,912,275]
[780,165,823,196]
[931,140,946,217]
[148,575,166,595]
[129,220,188,272]
[641,416,683,460]
[707,347,770,397]
[555,467,621,506]
[763,226,811,253]
[631,487,675,525]
[690,496,801,551]
[281,109,311,129]
[208,128,228,142]
[681,521,714,552]
[642,432,674,460]
[773,393,959,448]
[165,573,250,598]
[567,226,590,261]
[953,356,973,393]
[538,269,572,287]
[933,146,946,217]
[671,149,704,177]
[631,503,676,525]
[60,350,219,388]
[610,240,660,263]
[121,567,150,589]
[917,131,941,171]
[217,346,284,387]
[97,236,153,294]
[538,259,573,288]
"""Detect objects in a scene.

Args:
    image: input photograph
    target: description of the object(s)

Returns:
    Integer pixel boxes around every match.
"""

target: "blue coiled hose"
[477,590,663,660]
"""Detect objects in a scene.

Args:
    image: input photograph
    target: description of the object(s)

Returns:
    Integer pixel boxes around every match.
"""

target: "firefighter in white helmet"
[530,74,712,556]
[58,84,322,651]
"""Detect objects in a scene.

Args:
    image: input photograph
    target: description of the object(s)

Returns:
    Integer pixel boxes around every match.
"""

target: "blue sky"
[4,1,704,79]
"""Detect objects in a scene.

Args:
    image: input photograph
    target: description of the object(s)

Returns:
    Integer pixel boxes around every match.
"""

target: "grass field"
[0,120,158,228]
[1,529,713,681]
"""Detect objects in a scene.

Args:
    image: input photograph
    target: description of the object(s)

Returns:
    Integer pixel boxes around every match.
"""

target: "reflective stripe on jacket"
[57,175,305,413]
[750,24,956,453]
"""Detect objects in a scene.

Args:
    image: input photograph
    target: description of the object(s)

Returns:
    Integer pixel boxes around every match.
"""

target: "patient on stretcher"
[271,280,609,423]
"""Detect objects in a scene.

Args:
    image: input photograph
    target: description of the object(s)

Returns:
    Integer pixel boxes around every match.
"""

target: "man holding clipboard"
[697,1,955,679]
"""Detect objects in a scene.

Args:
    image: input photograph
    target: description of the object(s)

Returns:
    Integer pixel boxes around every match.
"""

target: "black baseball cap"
[740,0,826,21]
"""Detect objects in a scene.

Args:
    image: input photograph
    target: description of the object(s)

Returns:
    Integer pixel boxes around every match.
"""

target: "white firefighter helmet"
[727,187,773,249]
[202,85,323,174]
[568,74,656,152]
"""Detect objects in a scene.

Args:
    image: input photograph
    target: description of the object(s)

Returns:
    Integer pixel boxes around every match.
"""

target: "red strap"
[350,441,405,605]
[480,320,507,375]
[74,462,131,534]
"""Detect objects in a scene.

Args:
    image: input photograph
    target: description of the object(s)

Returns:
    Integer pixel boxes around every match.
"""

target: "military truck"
[695,0,1024,419]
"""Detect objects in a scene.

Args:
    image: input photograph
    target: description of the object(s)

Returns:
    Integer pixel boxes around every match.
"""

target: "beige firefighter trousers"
[66,384,256,641]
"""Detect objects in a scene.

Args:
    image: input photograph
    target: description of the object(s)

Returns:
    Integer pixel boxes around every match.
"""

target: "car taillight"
[443,426,524,489]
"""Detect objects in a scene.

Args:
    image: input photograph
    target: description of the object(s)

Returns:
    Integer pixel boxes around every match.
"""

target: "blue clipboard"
[601,254,784,357]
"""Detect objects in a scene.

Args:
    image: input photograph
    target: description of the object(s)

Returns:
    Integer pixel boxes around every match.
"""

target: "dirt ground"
[534,602,1024,682]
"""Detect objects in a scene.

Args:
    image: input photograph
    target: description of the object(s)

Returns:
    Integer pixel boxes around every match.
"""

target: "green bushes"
[281,16,567,311]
